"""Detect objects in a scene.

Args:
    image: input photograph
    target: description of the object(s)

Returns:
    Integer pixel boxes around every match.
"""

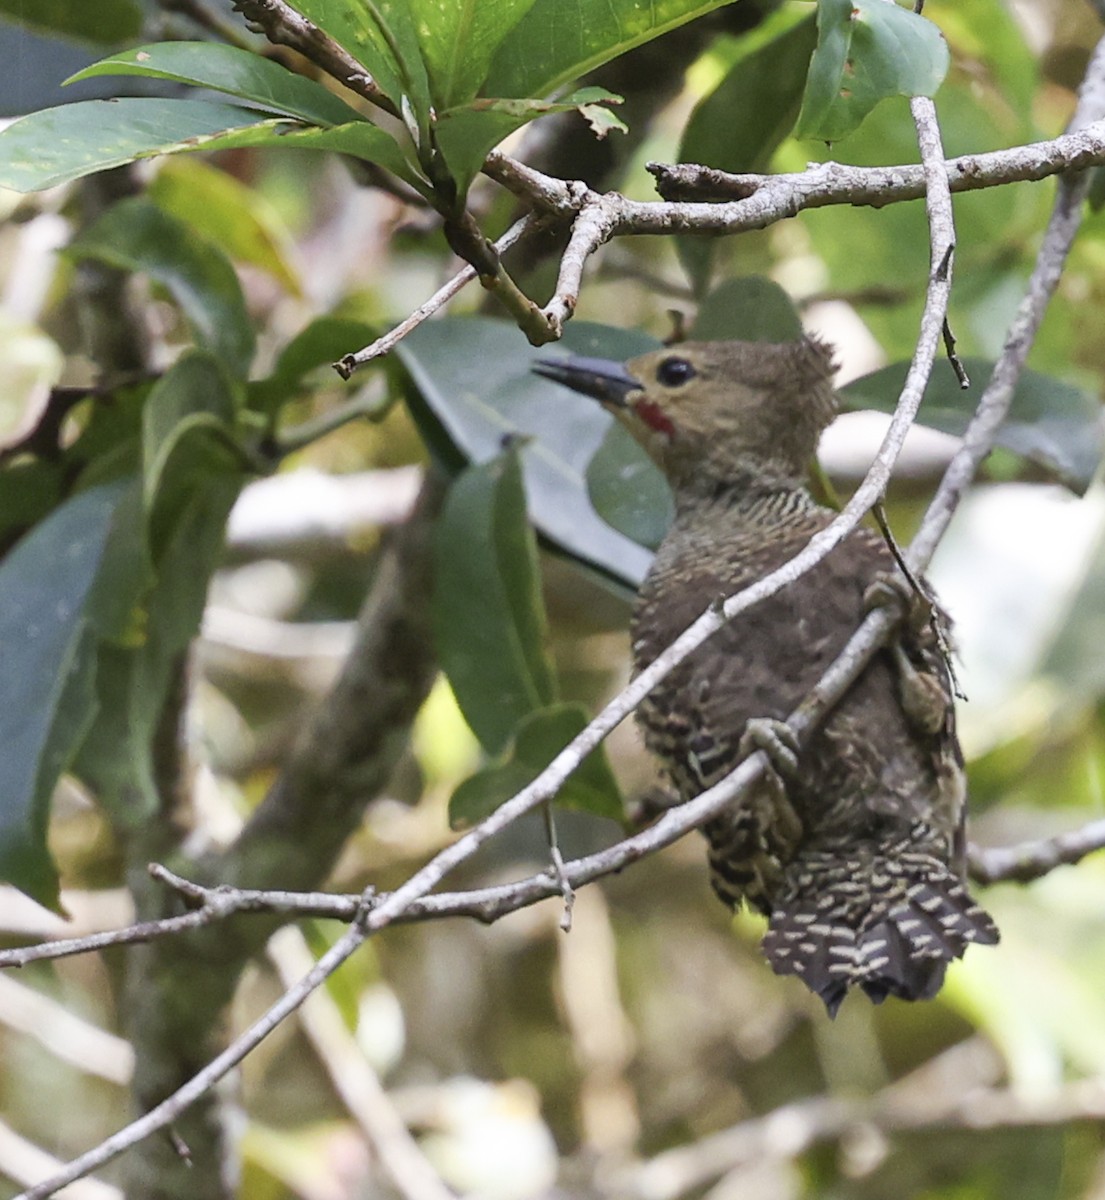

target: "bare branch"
[229,0,398,115]
[646,121,1105,205]
[7,800,1105,973]
[335,215,538,378]
[969,819,1105,884]
[530,119,1105,335]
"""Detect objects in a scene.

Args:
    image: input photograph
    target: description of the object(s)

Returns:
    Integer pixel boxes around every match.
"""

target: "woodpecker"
[534,338,997,1015]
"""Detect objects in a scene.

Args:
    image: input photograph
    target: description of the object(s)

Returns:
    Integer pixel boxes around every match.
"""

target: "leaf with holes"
[795,0,949,142]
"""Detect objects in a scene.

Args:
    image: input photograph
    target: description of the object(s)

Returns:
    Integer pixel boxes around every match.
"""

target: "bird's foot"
[740,718,803,848]
[865,577,951,734]
[863,570,933,634]
[740,717,800,778]
[889,644,949,735]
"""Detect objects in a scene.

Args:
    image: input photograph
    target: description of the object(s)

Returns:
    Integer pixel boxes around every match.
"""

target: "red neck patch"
[635,400,675,439]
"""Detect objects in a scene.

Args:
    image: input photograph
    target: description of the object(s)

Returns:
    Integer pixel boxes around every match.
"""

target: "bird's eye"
[655,357,696,387]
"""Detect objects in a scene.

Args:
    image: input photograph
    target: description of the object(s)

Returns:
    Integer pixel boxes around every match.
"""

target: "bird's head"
[534,338,838,495]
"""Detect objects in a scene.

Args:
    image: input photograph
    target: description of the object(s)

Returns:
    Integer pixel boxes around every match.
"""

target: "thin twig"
[541,802,575,932]
[941,317,970,388]
[335,215,537,378]
[9,796,1105,970]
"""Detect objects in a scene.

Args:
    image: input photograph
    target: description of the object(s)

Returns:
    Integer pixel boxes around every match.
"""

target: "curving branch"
[9,790,1105,972]
[646,121,1105,203]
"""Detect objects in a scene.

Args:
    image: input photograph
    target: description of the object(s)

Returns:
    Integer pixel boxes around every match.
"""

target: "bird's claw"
[740,717,800,778]
[863,571,932,633]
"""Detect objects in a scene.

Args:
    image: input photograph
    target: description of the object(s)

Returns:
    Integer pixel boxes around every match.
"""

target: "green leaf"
[408,0,539,108]
[0,461,64,550]
[691,277,805,343]
[840,359,1104,495]
[0,99,276,193]
[0,481,127,906]
[67,198,255,377]
[434,87,621,202]
[484,0,733,99]
[75,480,242,819]
[795,0,949,143]
[289,0,432,126]
[434,447,557,755]
[249,315,380,414]
[68,42,366,127]
[0,95,424,196]
[0,0,141,44]
[676,11,817,291]
[149,158,302,296]
[141,353,243,545]
[449,703,623,828]
[399,317,658,589]
[73,358,246,818]
[242,121,427,192]
[585,423,672,552]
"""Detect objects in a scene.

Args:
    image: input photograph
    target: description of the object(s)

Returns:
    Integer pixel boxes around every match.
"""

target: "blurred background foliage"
[3,0,1105,1198]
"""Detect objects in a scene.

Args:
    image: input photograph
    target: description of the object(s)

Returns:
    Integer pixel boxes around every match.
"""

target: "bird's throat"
[634,400,675,439]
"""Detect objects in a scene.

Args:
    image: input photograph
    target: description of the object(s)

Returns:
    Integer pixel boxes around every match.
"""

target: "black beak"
[532,354,640,408]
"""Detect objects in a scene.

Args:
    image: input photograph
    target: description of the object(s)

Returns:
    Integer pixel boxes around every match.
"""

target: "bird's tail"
[761,844,999,1017]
